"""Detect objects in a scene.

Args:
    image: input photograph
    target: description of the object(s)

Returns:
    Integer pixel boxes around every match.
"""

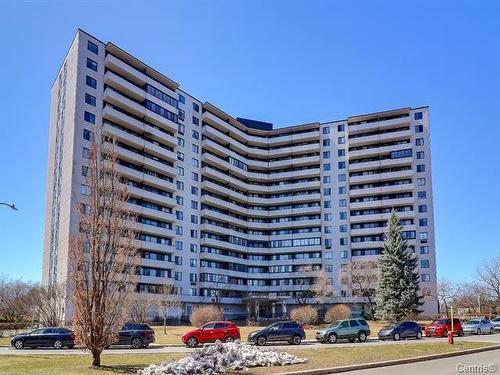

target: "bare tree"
[32,283,66,327]
[157,283,182,334]
[0,277,36,323]
[294,267,333,306]
[70,134,139,367]
[129,293,156,324]
[436,279,458,317]
[341,260,378,319]
[475,256,500,304]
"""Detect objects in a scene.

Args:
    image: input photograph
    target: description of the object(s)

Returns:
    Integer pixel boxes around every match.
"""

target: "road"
[343,348,500,375]
[1,332,499,355]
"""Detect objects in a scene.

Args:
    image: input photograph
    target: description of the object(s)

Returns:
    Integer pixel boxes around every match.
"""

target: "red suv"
[181,321,241,347]
[424,318,463,337]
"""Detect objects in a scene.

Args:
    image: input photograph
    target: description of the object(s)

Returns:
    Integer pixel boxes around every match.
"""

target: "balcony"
[104,70,145,102]
[103,105,144,133]
[104,87,145,119]
[348,129,412,147]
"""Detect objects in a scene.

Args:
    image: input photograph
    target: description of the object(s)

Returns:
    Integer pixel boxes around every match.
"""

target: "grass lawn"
[0,341,492,375]
[0,337,10,347]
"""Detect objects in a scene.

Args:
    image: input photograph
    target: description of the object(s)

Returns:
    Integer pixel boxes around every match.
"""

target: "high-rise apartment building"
[42,30,437,320]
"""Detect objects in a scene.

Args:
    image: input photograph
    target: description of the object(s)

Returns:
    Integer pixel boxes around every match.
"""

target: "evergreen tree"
[376,212,424,321]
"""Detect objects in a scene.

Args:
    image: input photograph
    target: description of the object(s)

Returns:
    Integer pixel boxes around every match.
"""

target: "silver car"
[462,319,495,335]
[492,318,500,331]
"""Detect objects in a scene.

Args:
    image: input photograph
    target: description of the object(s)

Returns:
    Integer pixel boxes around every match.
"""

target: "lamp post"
[0,202,18,211]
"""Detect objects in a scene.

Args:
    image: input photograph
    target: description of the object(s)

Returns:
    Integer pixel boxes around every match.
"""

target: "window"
[176,226,183,235]
[340,250,348,258]
[191,200,198,209]
[192,158,199,168]
[81,166,88,177]
[338,174,346,182]
[84,111,95,124]
[191,186,198,195]
[83,129,92,141]
[414,112,423,120]
[341,290,347,297]
[191,229,198,238]
[176,211,183,220]
[80,184,90,195]
[86,58,97,72]
[420,246,429,254]
[340,238,348,246]
[177,137,185,147]
[324,213,332,221]
[325,265,333,272]
[146,84,178,107]
[417,164,425,172]
[338,136,345,144]
[323,176,331,183]
[338,186,346,194]
[190,258,197,267]
[337,124,345,132]
[323,151,331,158]
[323,188,331,196]
[338,161,346,169]
[417,151,425,159]
[418,204,427,213]
[86,75,97,89]
[324,201,332,208]
[325,239,332,247]
[339,212,347,220]
[178,123,185,134]
[323,163,331,171]
[192,144,199,154]
[420,260,430,268]
[177,166,184,176]
[391,149,412,159]
[190,244,198,253]
[174,272,182,281]
[191,215,198,224]
[177,151,184,161]
[339,225,347,233]
[176,196,184,205]
[415,125,423,133]
[422,274,430,282]
[177,181,184,190]
[349,320,360,327]
[175,241,183,251]
[85,93,96,106]
[192,117,199,126]
[419,232,429,241]
[192,172,199,181]
[339,199,347,207]
[193,103,200,112]
[178,94,185,104]
[82,147,90,158]
[323,127,330,134]
[417,178,426,186]
[417,191,427,199]
[323,139,331,146]
[419,218,428,226]
[189,287,197,296]
[87,40,98,54]
[416,138,424,146]
[192,130,199,140]
[325,252,332,259]
[338,149,345,157]
[324,226,332,233]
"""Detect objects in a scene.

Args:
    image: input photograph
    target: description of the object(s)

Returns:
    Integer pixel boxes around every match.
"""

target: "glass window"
[177,137,185,147]
[417,191,427,199]
[338,174,346,182]
[420,260,430,268]
[177,166,184,176]
[416,138,424,146]
[177,151,184,161]
[418,205,427,213]
[323,163,331,171]
[323,151,331,158]
[84,111,95,124]
[338,136,345,144]
[323,176,331,183]
[86,75,97,89]
[417,151,425,159]
[419,232,429,240]
[323,188,331,196]
[340,250,348,258]
[323,127,330,134]
[176,196,184,205]
[178,94,185,104]
[192,116,199,126]
[176,211,183,220]
[414,112,423,120]
[422,273,430,282]
[323,139,331,146]
[193,103,200,112]
[83,129,92,140]
[82,147,90,158]
[325,252,332,259]
[338,186,346,194]
[339,199,347,207]
[419,218,428,226]
[420,246,430,254]
[417,164,425,172]
[415,125,423,133]
[337,124,345,132]
[338,149,345,157]
[86,58,98,72]
[87,40,98,54]
[85,93,96,106]
[339,212,347,220]
[338,161,346,169]
[417,178,426,186]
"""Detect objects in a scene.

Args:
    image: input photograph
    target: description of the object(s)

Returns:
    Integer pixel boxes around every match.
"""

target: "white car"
[492,318,500,331]
[462,319,495,335]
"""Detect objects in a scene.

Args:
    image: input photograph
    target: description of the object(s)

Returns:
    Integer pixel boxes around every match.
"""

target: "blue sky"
[0,0,499,283]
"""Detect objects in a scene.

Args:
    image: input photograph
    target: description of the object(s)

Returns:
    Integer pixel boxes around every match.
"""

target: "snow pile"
[138,340,307,375]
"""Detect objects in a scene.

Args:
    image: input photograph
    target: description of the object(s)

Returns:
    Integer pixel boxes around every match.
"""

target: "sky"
[0,0,499,284]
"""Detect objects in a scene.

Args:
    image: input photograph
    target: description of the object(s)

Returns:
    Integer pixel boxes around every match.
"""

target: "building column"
[256,301,260,321]
[282,300,287,317]
[272,303,276,318]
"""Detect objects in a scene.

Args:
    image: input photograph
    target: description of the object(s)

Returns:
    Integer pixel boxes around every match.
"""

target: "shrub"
[290,305,318,326]
[324,304,352,323]
[189,305,223,327]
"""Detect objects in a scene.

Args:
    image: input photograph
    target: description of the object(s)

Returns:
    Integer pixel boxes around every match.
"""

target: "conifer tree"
[376,212,423,321]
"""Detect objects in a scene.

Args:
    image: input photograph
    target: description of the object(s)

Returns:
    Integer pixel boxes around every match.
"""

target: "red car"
[181,321,240,347]
[424,318,463,337]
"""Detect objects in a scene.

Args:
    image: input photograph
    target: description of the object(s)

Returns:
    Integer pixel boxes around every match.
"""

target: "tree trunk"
[163,313,167,335]
[91,349,101,367]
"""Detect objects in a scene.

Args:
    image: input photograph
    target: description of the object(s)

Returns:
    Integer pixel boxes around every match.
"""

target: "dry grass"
[0,341,492,375]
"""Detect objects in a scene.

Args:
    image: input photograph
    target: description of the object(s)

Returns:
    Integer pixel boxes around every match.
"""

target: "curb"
[274,344,500,375]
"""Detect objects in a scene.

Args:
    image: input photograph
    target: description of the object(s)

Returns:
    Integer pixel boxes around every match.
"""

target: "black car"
[247,321,305,346]
[11,327,74,349]
[113,323,155,348]
[378,321,423,341]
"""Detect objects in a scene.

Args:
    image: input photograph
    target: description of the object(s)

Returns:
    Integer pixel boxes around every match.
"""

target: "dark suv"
[114,323,155,348]
[247,321,305,346]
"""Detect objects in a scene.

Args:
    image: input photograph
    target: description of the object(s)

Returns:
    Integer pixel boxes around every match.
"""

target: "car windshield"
[467,320,480,325]
[432,319,448,325]
[329,320,342,328]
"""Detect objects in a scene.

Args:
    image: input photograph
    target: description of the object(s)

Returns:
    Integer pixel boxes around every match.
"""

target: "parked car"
[492,317,500,331]
[181,321,240,347]
[247,321,305,346]
[113,323,155,348]
[462,319,495,335]
[378,321,422,341]
[315,318,370,344]
[11,327,74,349]
[424,318,463,337]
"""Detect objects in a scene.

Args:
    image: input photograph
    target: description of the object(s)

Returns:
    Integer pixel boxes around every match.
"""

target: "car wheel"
[53,340,63,349]
[257,336,267,346]
[187,337,198,348]
[291,335,301,345]
[327,333,337,344]
[13,340,24,350]
[131,337,144,349]
[477,328,481,335]
[416,331,422,340]
[224,336,234,343]
[490,328,494,335]
[358,331,367,342]
[393,332,400,341]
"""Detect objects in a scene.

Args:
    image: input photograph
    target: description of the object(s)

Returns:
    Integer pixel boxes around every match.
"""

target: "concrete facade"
[42,30,438,320]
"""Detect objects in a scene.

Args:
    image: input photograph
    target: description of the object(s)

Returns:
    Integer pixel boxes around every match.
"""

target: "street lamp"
[0,202,18,211]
